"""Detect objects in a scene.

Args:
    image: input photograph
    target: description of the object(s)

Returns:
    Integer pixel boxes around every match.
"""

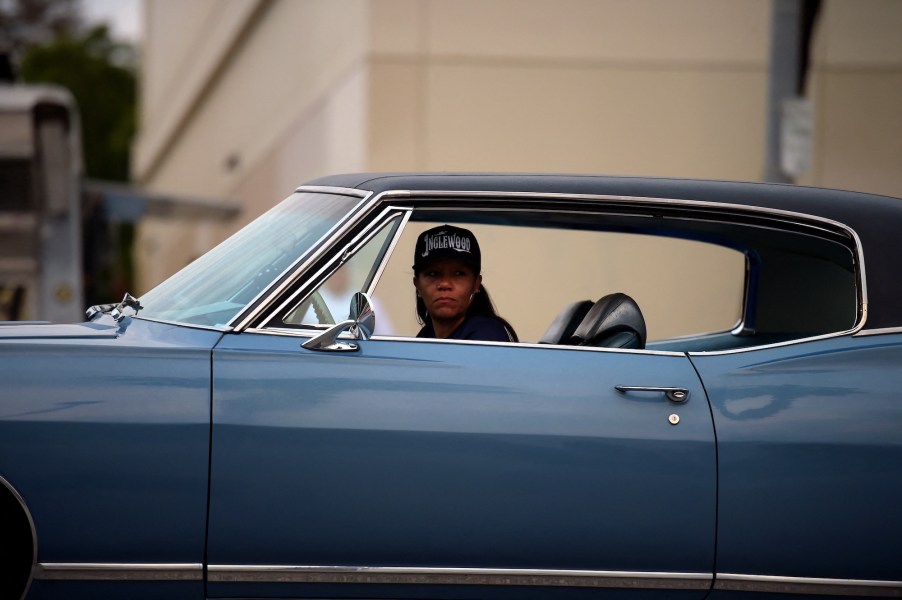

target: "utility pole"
[764,0,821,183]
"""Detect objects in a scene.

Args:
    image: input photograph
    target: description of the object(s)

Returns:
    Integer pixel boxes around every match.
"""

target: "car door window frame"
[244,188,865,355]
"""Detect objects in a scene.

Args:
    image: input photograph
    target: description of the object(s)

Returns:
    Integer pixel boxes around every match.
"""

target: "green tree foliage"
[0,0,82,59]
[19,24,136,181]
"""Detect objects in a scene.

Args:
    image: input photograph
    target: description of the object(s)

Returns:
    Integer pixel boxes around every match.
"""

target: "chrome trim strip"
[208,565,712,589]
[231,190,378,331]
[292,185,369,197]
[370,189,869,349]
[715,573,902,597]
[855,326,902,337]
[244,327,686,356]
[365,207,413,298]
[248,186,868,355]
[261,207,407,328]
[33,563,203,581]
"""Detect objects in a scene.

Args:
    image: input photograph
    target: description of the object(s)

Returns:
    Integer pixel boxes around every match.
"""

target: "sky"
[81,0,142,42]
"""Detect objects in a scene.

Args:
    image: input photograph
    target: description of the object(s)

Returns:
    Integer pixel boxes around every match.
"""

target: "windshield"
[137,191,362,327]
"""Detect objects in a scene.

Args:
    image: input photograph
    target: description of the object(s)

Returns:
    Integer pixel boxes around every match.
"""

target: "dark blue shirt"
[416,315,514,342]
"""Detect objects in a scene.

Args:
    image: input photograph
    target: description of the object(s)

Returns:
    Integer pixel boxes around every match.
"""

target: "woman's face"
[414,259,482,324]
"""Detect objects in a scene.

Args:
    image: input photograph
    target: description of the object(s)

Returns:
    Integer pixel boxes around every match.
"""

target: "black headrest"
[571,293,647,349]
[539,300,593,344]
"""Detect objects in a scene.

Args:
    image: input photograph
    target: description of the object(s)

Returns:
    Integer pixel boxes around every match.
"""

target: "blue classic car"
[1,173,901,600]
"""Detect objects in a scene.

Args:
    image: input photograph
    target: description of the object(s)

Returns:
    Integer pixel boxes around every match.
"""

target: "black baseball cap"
[413,225,481,273]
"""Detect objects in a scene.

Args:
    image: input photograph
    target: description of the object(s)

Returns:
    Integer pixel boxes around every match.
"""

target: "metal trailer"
[0,84,83,322]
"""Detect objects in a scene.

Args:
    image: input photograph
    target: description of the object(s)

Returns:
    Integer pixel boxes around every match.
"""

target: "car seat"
[571,293,646,349]
[539,299,594,344]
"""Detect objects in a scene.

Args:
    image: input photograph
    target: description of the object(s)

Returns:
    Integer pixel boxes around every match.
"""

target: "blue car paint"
[690,333,902,585]
[207,332,716,599]
[4,173,902,599]
[0,317,220,583]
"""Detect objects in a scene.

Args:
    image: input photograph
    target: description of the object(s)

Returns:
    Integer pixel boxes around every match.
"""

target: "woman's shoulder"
[457,315,515,342]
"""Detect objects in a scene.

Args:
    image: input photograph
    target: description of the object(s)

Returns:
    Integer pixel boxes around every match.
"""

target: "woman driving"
[413,225,518,342]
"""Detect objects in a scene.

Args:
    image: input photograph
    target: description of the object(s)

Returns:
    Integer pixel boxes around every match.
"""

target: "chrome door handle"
[615,386,690,403]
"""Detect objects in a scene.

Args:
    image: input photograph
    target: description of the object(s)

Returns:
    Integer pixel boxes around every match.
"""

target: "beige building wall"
[133,0,902,327]
[367,0,769,179]
[799,1,902,196]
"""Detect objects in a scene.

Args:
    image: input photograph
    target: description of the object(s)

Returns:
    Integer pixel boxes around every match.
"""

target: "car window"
[138,192,360,327]
[281,216,401,331]
[373,220,746,342]
[258,200,859,352]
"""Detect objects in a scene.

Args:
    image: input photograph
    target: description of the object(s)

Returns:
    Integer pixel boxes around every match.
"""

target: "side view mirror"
[302,292,375,352]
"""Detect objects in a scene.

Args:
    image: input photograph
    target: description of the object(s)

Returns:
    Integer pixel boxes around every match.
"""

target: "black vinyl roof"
[305,173,902,330]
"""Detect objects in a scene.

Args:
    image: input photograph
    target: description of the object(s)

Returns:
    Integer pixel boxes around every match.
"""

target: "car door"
[0,316,217,599]
[206,332,716,599]
[691,333,902,598]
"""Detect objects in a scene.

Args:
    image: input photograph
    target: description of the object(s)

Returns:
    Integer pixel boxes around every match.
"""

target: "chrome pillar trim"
[715,573,902,597]
[33,563,203,581]
[208,565,712,590]
[262,207,408,329]
[229,190,378,332]
[293,185,369,197]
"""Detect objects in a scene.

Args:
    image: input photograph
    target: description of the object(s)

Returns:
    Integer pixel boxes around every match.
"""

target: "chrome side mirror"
[302,292,375,352]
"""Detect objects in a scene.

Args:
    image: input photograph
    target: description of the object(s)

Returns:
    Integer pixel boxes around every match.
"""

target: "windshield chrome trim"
[260,207,408,329]
[207,565,712,589]
[33,563,203,581]
[715,573,902,597]
[229,190,377,331]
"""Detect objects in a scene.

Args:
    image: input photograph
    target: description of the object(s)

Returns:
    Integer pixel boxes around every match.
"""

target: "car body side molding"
[206,565,712,589]
[33,563,203,581]
[715,573,902,597]
[34,563,902,596]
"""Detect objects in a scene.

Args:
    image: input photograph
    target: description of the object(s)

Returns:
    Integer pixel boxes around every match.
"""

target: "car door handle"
[615,386,690,403]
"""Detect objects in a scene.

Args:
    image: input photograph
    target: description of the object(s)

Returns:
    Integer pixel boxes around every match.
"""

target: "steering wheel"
[309,291,335,324]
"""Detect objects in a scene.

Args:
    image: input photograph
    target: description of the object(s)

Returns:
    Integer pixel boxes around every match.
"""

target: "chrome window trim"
[33,563,203,581]
[686,322,868,356]
[238,186,867,356]
[370,189,867,354]
[260,207,410,329]
[225,190,375,330]
[207,565,712,589]
[365,208,413,297]
[292,185,369,197]
[230,190,378,331]
[374,188,866,313]
[854,326,902,337]
[242,327,686,357]
[715,573,902,597]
